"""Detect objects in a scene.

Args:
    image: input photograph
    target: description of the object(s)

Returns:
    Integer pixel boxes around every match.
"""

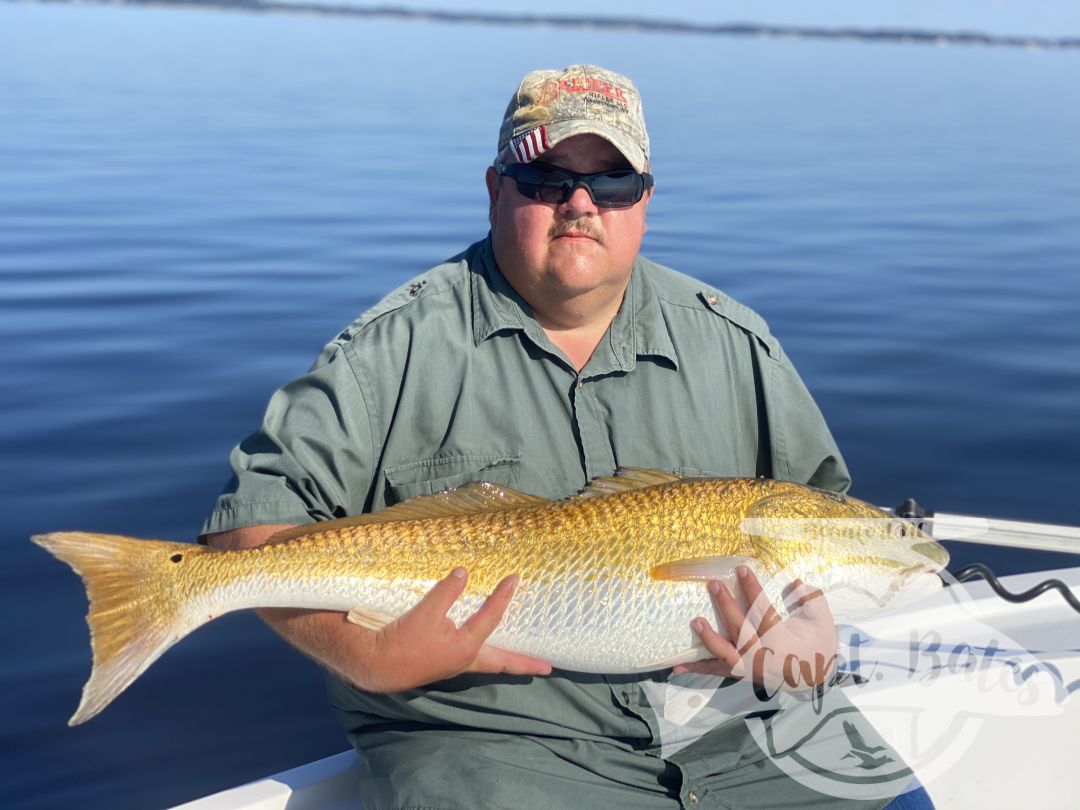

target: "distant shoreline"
[11,0,1080,51]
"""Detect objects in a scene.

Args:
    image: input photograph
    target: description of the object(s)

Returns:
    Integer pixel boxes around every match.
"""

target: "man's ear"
[485,166,500,227]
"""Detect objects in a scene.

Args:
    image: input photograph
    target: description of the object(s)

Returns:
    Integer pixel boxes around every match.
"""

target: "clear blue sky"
[322,1,1080,37]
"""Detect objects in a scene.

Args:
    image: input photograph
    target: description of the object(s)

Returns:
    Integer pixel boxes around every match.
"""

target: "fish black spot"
[170,553,183,563]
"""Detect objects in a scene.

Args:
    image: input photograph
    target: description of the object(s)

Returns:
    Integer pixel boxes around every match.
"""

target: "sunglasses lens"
[536,180,574,205]
[510,165,570,204]
[587,171,641,208]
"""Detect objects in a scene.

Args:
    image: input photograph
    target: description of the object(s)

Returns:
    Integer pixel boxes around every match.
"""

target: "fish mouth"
[866,561,946,612]
[912,540,950,571]
[890,541,950,603]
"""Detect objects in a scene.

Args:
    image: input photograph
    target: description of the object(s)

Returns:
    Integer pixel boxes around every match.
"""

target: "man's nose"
[561,185,599,216]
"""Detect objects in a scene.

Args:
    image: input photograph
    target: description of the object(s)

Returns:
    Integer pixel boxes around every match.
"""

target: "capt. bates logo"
[642,558,1071,803]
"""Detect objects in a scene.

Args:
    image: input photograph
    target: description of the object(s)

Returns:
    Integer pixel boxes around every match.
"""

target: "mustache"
[549,217,604,243]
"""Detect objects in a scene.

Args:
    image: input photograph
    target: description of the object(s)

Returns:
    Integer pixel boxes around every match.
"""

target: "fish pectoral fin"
[649,555,756,581]
[345,607,395,631]
[634,646,707,670]
[572,467,685,499]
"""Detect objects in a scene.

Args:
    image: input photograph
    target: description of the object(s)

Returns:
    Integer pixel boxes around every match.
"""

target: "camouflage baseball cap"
[497,64,650,172]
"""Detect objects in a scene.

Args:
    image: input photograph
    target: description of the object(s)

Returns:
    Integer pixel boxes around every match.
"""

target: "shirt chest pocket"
[382,453,521,504]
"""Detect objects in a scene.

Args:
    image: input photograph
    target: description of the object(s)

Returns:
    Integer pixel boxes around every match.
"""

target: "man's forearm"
[255,606,384,690]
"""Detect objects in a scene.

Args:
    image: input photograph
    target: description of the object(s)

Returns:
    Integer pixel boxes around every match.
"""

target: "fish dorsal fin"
[265,482,551,545]
[572,467,685,499]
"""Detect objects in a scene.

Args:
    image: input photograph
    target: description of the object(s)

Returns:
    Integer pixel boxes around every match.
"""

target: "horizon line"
[10,0,1080,51]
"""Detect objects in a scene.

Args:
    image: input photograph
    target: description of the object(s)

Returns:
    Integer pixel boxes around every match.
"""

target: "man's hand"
[673,566,838,693]
[359,566,553,692]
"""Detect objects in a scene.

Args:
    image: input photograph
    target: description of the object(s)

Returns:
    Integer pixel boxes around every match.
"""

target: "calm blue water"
[2,6,1079,808]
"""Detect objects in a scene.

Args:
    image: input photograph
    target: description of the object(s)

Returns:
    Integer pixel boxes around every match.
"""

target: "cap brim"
[536,120,649,173]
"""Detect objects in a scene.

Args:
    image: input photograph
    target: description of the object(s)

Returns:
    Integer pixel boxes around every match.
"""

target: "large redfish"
[33,469,948,725]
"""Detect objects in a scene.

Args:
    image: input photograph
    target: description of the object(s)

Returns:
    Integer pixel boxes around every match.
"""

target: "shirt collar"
[471,235,543,345]
[590,256,680,376]
[471,236,679,374]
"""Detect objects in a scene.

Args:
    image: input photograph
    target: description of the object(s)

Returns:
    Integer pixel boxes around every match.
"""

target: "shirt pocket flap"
[673,466,725,478]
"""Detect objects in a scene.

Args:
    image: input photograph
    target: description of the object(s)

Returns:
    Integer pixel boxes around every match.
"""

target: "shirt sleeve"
[762,341,851,494]
[199,345,374,537]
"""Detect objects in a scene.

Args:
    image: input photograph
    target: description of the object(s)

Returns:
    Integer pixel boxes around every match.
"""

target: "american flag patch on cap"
[511,126,550,163]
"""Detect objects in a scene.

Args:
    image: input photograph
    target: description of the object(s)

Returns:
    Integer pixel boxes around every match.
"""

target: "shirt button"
[705,293,719,306]
[687,790,700,805]
[576,379,584,389]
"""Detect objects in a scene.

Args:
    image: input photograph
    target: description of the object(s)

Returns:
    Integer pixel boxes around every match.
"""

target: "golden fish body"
[33,469,949,725]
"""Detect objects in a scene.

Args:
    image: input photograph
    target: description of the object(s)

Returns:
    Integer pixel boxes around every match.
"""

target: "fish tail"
[32,531,207,725]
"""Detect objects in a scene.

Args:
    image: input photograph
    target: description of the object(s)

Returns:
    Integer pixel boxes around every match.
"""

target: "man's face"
[486,134,652,316]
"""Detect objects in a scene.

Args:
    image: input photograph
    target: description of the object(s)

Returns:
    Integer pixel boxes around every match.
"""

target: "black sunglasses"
[497,161,653,209]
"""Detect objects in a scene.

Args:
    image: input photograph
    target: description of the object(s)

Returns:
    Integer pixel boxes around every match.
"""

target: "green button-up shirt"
[203,238,887,810]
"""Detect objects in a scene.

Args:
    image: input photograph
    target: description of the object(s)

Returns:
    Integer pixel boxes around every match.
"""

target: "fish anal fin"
[267,482,551,545]
[346,607,395,631]
[573,467,685,499]
[650,555,755,582]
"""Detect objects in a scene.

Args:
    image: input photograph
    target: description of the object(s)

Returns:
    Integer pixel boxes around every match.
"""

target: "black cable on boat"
[948,563,1080,615]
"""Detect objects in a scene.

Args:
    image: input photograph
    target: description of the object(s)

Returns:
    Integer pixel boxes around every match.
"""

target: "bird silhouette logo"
[840,719,893,769]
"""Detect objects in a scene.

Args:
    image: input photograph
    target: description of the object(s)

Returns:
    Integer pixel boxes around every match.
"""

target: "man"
[203,65,872,809]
